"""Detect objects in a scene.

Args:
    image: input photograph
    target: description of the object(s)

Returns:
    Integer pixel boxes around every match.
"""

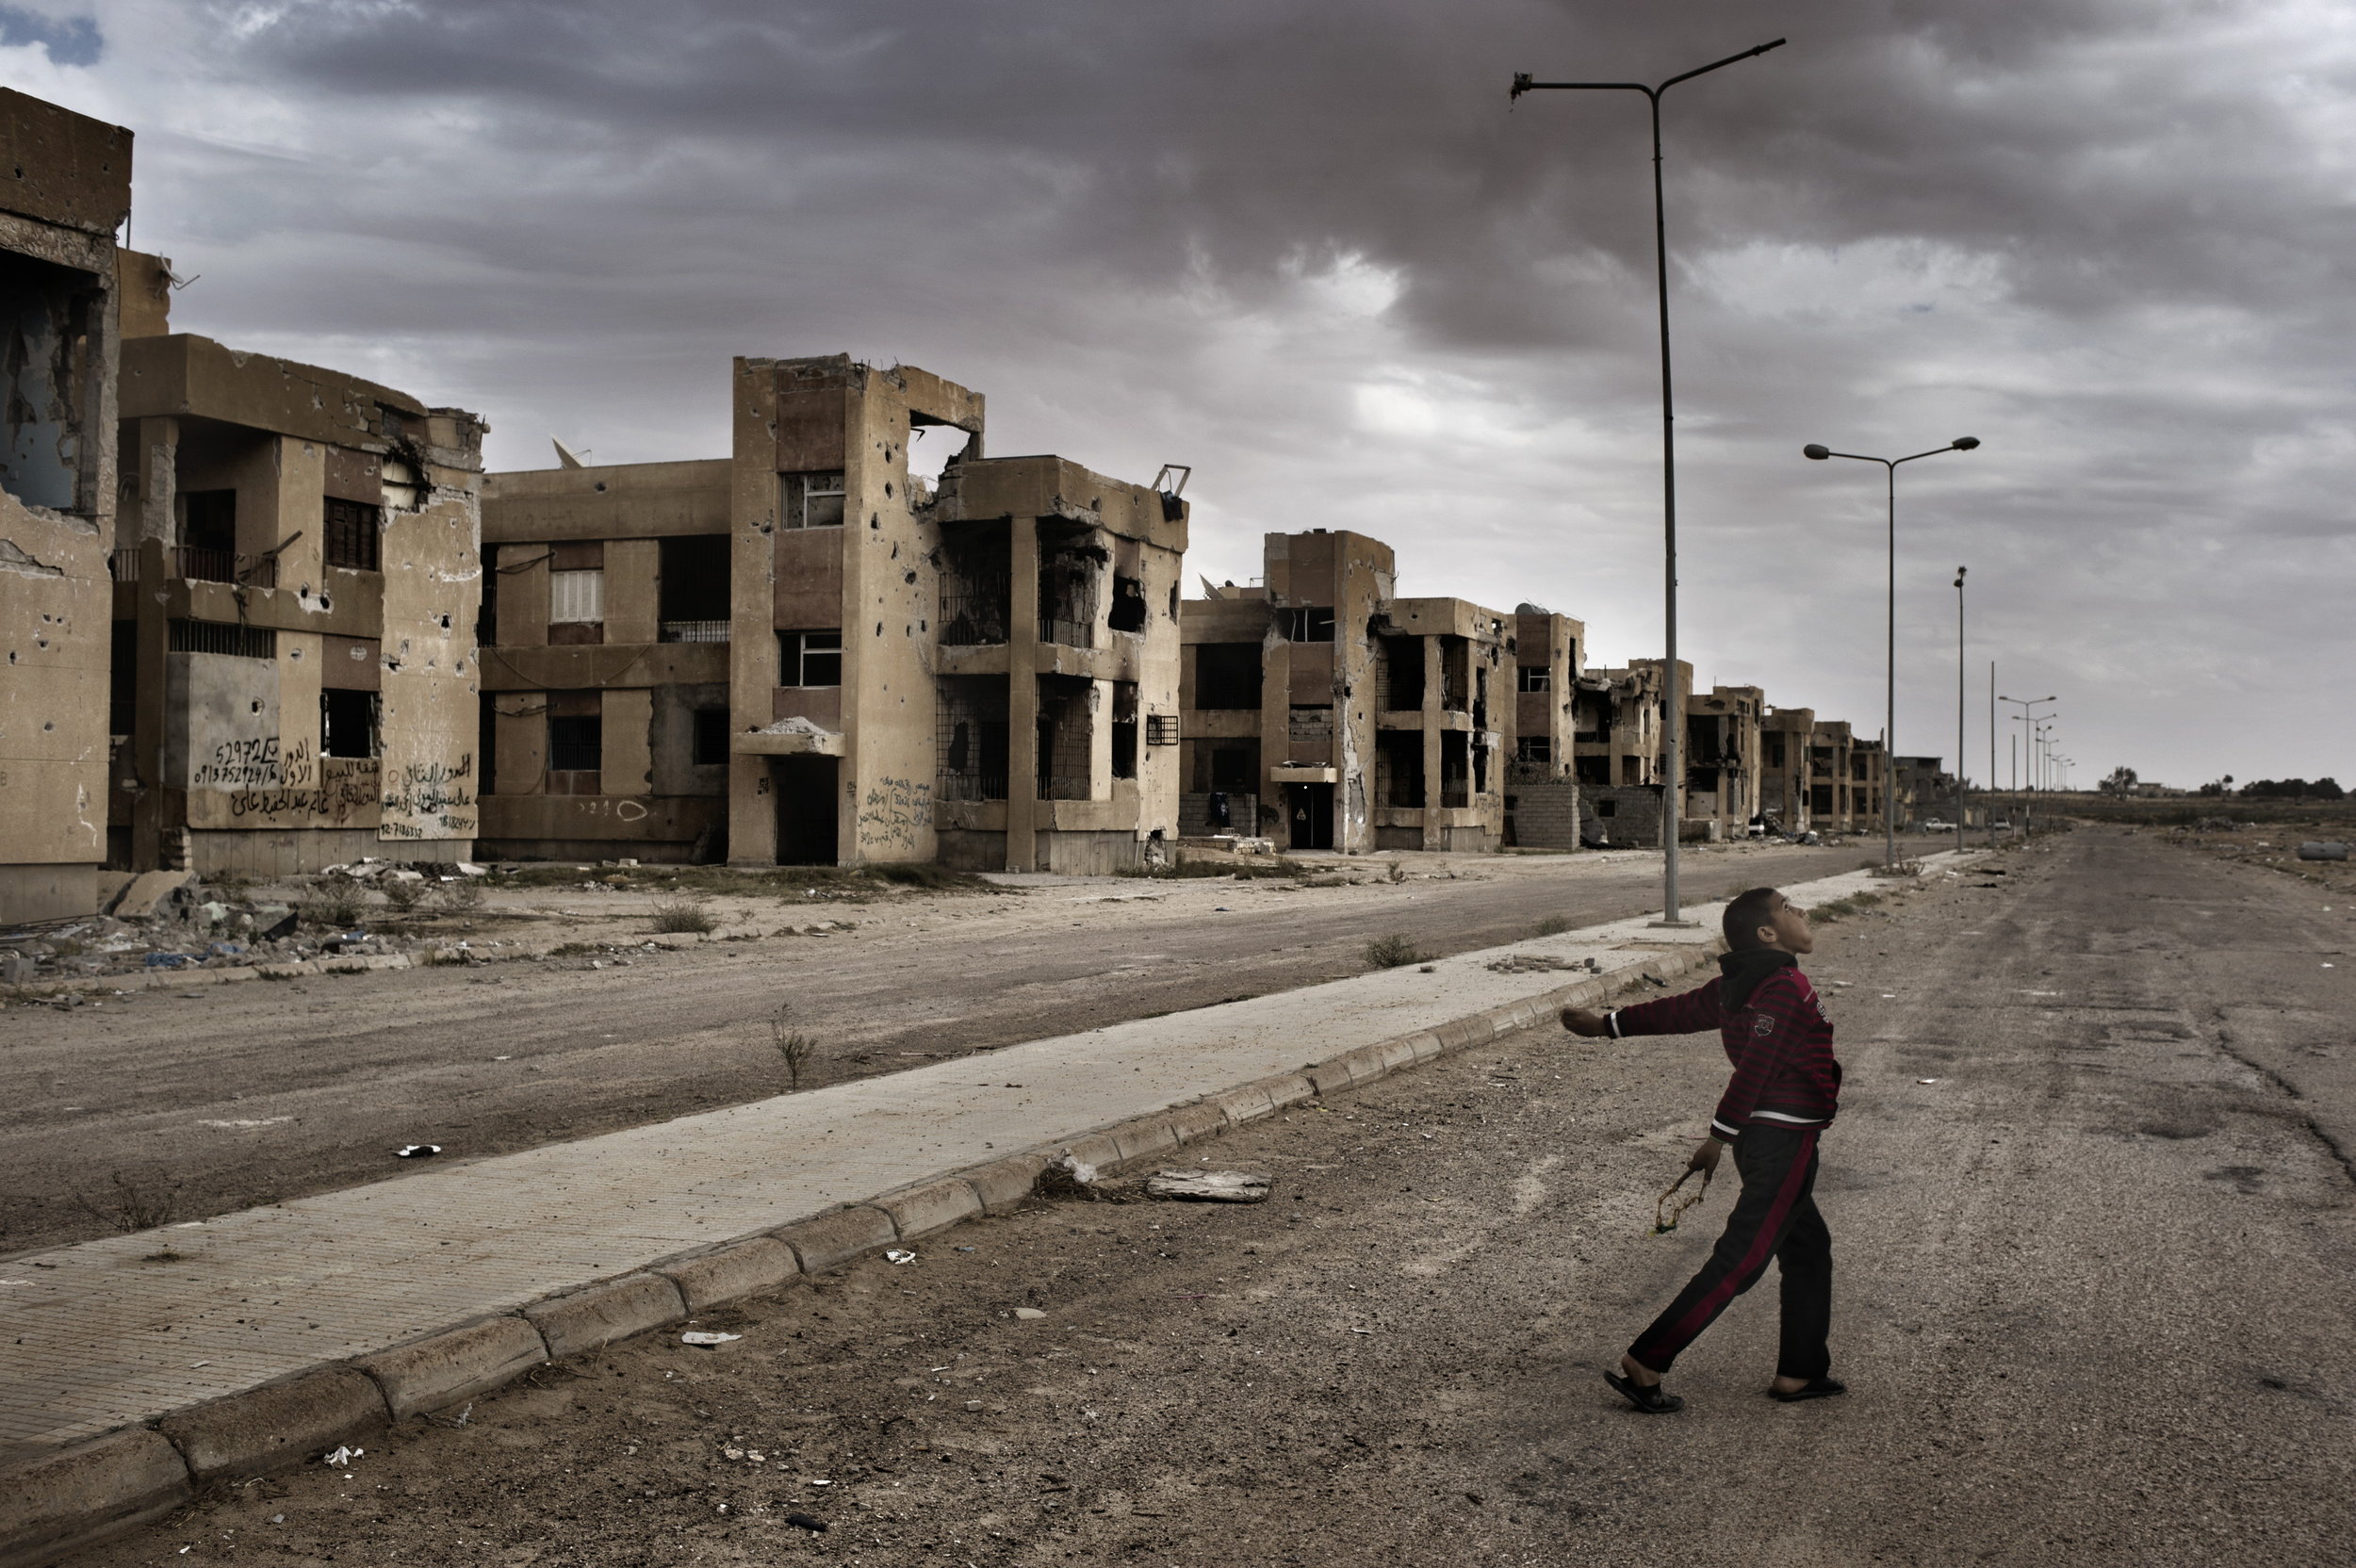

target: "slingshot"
[1651,1166,1711,1234]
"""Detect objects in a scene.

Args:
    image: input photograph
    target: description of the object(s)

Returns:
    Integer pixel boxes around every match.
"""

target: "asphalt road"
[73,825,2355,1567]
[2,841,1863,1257]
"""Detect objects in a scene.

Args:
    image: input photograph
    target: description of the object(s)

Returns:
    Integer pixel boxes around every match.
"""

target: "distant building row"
[0,88,1941,922]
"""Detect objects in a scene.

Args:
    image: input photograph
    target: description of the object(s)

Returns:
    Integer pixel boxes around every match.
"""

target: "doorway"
[774,757,840,865]
[1285,782,1333,850]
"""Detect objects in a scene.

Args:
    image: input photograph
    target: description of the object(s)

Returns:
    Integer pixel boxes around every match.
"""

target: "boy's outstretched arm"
[1562,980,1724,1040]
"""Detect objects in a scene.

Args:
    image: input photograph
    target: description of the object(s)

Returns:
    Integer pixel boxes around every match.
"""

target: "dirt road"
[73,826,2355,1566]
[3,841,1862,1256]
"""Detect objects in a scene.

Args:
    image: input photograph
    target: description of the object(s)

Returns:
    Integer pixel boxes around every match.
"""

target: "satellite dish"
[552,437,590,469]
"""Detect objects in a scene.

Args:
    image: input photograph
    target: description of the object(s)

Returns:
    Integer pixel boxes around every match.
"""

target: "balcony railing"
[658,620,731,644]
[108,548,278,587]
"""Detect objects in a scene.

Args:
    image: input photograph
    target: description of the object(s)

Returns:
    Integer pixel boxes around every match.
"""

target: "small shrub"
[439,877,486,911]
[1365,932,1422,969]
[1388,860,1407,885]
[769,1003,818,1090]
[308,887,367,928]
[651,901,716,934]
[1530,914,1572,938]
[74,1169,185,1233]
[381,876,428,913]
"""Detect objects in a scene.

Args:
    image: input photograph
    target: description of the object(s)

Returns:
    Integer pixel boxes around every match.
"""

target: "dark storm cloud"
[54,0,2356,783]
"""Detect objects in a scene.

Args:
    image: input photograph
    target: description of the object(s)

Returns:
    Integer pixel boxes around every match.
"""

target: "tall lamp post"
[2001,694,2055,831]
[1801,436,1982,869]
[1954,566,1967,858]
[1512,37,1786,927]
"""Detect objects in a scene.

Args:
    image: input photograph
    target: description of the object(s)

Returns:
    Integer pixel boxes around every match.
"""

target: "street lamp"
[1954,566,1967,859]
[1802,435,1982,868]
[1999,693,2053,832]
[1513,37,1786,928]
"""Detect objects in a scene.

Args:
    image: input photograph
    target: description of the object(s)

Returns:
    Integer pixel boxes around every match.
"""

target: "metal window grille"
[323,498,382,571]
[940,530,1011,645]
[1145,713,1180,746]
[936,678,1010,801]
[548,714,602,773]
[1037,526,1103,648]
[659,620,731,644]
[1037,677,1093,800]
[168,618,276,659]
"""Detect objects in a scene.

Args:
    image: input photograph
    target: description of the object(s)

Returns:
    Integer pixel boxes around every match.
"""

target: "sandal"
[1769,1377,1847,1403]
[1603,1368,1684,1413]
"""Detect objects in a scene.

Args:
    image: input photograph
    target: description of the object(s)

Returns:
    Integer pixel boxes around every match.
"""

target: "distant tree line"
[2225,776,2345,800]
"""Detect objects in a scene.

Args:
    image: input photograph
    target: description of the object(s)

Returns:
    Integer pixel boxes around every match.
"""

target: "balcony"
[109,547,278,587]
[659,620,731,644]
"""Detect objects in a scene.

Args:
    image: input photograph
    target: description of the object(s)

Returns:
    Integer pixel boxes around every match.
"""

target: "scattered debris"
[2298,841,2349,861]
[1146,1169,1272,1203]
[886,1249,918,1265]
[392,1144,441,1158]
[1484,954,1588,974]
[1652,1168,1710,1235]
[784,1512,828,1532]
[680,1331,742,1347]
[1917,1077,1940,1085]
[322,1446,362,1466]
[1012,1307,1048,1320]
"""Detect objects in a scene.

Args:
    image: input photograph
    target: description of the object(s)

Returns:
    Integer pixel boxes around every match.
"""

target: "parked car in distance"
[1919,818,1955,834]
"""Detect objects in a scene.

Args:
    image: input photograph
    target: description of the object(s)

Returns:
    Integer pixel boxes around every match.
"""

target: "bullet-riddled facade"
[479,354,1186,874]
[112,311,488,876]
[1759,705,1816,829]
[0,90,129,921]
[1684,683,1763,839]
[1179,531,1518,854]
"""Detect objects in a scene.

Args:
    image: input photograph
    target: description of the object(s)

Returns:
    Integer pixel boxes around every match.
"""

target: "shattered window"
[1281,606,1335,643]
[782,472,846,530]
[1517,736,1551,764]
[937,677,1010,801]
[1109,575,1148,634]
[1194,644,1262,710]
[320,689,380,760]
[1517,665,1550,694]
[1111,681,1139,780]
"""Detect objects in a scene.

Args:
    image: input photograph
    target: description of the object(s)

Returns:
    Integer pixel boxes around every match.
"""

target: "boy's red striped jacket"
[1606,950,1841,1141]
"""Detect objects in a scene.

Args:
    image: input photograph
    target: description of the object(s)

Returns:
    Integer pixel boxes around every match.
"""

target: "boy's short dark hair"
[1723,887,1783,950]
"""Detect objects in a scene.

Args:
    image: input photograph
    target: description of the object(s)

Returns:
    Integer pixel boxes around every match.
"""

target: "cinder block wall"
[1509,782,1580,849]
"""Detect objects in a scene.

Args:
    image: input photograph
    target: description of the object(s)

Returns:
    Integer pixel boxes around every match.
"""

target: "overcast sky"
[15,0,2354,787]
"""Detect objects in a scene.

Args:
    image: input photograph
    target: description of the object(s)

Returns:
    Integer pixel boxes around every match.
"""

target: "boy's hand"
[1560,1006,1612,1037]
[1687,1137,1725,1176]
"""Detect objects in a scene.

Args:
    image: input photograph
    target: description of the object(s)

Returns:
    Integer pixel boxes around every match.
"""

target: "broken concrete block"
[108,869,189,919]
[960,1153,1051,1216]
[773,1206,895,1274]
[1145,1169,1271,1203]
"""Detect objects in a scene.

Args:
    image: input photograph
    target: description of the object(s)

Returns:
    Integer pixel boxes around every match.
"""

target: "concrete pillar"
[1005,517,1040,871]
[134,416,176,546]
[130,536,169,869]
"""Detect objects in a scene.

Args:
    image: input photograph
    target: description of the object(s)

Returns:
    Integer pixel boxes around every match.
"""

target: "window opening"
[320,689,381,759]
[0,252,96,513]
[782,471,846,530]
[659,535,731,640]
[1194,643,1262,710]
[1036,675,1094,799]
[549,568,604,625]
[1376,730,1425,808]
[1111,681,1139,779]
[692,708,730,766]
[169,619,275,659]
[1146,713,1180,747]
[937,677,1010,801]
[1517,665,1550,694]
[548,713,602,774]
[1441,731,1471,807]
[1281,606,1335,643]
[1439,637,1469,712]
[779,629,843,687]
[1037,521,1105,647]
[1379,637,1424,711]
[323,497,382,572]
[1108,575,1148,633]
[1517,736,1552,764]
[939,521,1011,645]
[177,490,237,582]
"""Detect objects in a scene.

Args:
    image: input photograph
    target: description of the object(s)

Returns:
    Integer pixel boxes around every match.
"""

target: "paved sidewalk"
[0,854,1971,1543]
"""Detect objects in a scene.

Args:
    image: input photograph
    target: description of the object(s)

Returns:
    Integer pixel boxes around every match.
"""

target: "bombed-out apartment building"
[1759,705,1816,829]
[477,354,1186,873]
[108,270,487,877]
[0,90,127,921]
[1177,531,1581,854]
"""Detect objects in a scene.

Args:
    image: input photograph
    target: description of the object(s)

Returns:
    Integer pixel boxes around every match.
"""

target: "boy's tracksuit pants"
[1628,1124,1833,1380]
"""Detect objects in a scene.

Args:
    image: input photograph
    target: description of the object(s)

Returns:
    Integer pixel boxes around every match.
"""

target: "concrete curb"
[0,924,1735,1568]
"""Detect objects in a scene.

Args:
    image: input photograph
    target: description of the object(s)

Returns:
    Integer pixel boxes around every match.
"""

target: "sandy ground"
[2,841,1869,1257]
[67,825,2355,1567]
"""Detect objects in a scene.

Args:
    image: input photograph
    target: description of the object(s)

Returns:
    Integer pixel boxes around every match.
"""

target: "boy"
[1561,886,1844,1413]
